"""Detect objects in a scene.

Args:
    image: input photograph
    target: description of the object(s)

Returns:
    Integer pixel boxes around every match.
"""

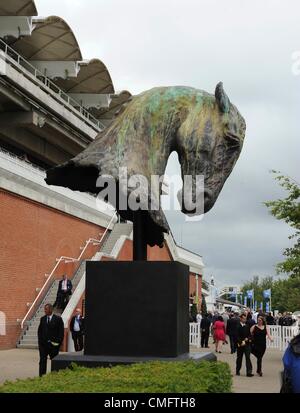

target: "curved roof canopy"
[90,90,132,125]
[55,59,114,94]
[0,0,37,16]
[9,15,82,61]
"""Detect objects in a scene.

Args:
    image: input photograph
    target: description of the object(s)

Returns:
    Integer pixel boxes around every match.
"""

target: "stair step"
[17,344,38,349]
[19,250,90,347]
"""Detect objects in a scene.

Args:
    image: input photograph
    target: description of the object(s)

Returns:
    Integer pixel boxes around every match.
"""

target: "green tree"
[265,172,300,277]
[190,303,197,321]
[272,277,300,312]
[201,294,207,315]
[240,275,300,313]
[241,276,273,310]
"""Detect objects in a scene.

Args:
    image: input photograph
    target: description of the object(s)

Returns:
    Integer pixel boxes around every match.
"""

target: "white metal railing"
[189,322,201,348]
[0,146,46,176]
[189,323,299,351]
[0,38,105,131]
[20,210,117,329]
[266,325,299,351]
[266,325,282,350]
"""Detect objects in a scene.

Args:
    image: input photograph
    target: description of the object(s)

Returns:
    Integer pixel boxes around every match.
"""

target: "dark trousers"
[236,344,253,374]
[201,330,210,347]
[229,334,238,353]
[55,291,69,311]
[252,346,266,373]
[72,332,84,351]
[39,342,60,376]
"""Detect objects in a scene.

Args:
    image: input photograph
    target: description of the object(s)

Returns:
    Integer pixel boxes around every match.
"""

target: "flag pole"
[270,289,272,313]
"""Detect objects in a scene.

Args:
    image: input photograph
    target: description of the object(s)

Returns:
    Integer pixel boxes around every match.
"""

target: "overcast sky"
[37,0,300,288]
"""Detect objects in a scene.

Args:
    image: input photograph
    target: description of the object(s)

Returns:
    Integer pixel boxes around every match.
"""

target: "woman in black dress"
[250,316,273,376]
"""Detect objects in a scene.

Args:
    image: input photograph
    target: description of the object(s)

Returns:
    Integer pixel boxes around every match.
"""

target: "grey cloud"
[36,0,300,287]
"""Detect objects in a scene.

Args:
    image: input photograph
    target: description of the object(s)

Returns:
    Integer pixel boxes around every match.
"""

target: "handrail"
[0,38,106,131]
[20,210,117,329]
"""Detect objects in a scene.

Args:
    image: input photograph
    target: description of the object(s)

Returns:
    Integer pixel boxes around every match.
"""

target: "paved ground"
[0,349,50,385]
[191,338,283,393]
[0,341,283,392]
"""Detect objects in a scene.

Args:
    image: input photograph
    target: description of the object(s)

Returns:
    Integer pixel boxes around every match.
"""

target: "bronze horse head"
[46,83,246,247]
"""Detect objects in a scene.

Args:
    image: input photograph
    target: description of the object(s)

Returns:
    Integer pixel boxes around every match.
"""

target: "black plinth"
[51,352,217,372]
[84,261,189,358]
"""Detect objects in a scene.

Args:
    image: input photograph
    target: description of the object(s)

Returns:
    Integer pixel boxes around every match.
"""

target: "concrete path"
[0,342,283,392]
[191,339,283,393]
[0,349,50,385]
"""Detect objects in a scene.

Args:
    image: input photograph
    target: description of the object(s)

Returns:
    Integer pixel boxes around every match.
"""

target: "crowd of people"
[193,308,300,391]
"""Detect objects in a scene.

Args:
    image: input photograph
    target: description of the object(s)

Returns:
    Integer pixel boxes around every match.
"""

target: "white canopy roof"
[9,15,82,61]
[55,59,114,94]
[0,0,37,16]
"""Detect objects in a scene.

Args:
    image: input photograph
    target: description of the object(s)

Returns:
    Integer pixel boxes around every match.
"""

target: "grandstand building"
[0,1,204,350]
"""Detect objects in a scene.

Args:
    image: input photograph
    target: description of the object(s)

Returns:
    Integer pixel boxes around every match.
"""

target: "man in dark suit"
[70,308,84,351]
[200,314,211,348]
[38,303,64,376]
[236,313,254,377]
[226,312,240,354]
[54,274,73,311]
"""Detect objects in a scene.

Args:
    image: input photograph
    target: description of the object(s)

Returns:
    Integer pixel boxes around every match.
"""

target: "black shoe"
[236,372,240,376]
[205,346,210,348]
[247,373,254,377]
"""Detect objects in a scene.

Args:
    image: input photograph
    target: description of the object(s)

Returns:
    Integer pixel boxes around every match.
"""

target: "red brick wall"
[0,189,105,349]
[189,272,203,310]
[105,239,173,262]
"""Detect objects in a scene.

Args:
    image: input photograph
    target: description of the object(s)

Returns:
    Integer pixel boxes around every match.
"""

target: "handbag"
[280,370,293,393]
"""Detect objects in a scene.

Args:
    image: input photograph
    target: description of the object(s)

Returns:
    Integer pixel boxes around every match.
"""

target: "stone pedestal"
[52,261,217,372]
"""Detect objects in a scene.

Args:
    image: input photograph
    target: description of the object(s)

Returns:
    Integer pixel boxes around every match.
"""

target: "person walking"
[282,333,300,393]
[236,313,254,377]
[213,316,226,353]
[200,313,211,348]
[70,308,84,351]
[54,274,73,311]
[38,303,64,376]
[250,315,273,376]
[266,312,275,325]
[226,312,240,354]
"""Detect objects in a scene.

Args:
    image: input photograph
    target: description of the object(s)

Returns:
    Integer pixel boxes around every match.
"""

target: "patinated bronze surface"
[45,82,246,247]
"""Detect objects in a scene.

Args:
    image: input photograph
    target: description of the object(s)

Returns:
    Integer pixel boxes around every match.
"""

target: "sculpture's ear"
[215,82,230,113]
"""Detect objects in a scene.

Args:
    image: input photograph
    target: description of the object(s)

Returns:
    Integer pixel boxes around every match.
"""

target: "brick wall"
[189,272,203,310]
[0,189,105,349]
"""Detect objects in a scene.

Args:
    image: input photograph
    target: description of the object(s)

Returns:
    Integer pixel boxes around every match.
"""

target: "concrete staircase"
[17,223,133,350]
[100,223,132,255]
[17,261,86,349]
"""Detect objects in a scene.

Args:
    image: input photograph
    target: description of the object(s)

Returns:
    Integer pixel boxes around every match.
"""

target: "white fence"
[189,323,299,351]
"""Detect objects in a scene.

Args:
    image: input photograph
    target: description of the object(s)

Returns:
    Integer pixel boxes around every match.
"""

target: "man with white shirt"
[70,308,84,351]
[38,304,64,376]
[54,274,73,311]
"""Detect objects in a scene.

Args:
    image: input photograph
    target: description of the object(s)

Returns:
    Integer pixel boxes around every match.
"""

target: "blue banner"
[266,302,270,312]
[244,296,247,306]
[254,300,257,310]
[260,302,263,310]
[263,289,271,299]
[247,289,253,299]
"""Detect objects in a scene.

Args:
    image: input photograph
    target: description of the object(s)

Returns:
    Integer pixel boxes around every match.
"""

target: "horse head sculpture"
[45,83,246,247]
